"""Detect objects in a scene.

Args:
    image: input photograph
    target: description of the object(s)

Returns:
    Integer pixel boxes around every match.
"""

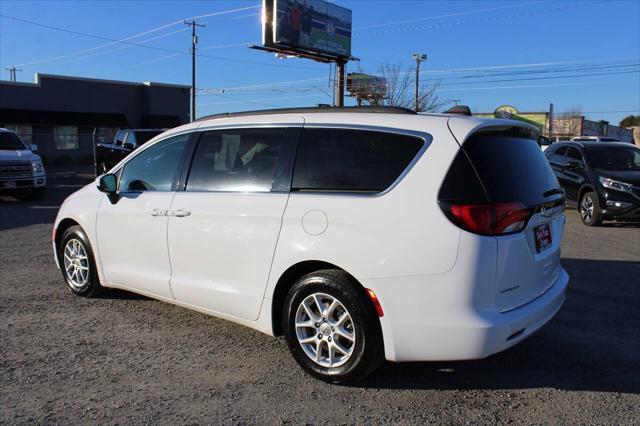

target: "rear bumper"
[364,267,569,362]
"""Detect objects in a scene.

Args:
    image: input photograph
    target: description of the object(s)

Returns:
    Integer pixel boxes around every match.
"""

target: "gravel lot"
[1,170,639,424]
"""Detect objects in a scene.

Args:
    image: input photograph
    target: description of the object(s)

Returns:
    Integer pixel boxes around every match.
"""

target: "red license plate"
[535,224,552,252]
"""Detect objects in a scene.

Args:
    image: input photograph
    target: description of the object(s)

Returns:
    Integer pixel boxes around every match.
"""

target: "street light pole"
[185,20,206,122]
[412,53,427,112]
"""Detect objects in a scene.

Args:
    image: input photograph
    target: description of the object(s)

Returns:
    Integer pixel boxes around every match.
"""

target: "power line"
[355,0,610,37]
[353,0,544,31]
[436,69,640,87]
[0,13,322,71]
[9,5,258,68]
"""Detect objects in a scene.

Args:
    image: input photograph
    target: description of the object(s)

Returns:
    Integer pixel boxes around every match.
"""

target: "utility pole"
[184,20,206,122]
[5,67,22,82]
[335,59,346,107]
[412,53,427,112]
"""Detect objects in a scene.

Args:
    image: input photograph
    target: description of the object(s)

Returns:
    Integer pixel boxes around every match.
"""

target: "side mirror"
[97,173,119,204]
[30,144,38,152]
[123,142,135,151]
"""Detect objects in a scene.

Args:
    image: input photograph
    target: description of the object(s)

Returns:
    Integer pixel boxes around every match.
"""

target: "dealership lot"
[1,172,639,424]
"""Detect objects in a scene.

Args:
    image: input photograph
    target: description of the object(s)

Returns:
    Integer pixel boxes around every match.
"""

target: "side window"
[186,128,294,192]
[566,147,585,167]
[126,132,138,148]
[119,134,189,192]
[293,128,425,192]
[548,146,567,164]
[114,131,126,147]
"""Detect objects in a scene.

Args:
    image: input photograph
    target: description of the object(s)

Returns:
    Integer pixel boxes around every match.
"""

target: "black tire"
[58,225,104,297]
[579,191,603,226]
[283,269,384,384]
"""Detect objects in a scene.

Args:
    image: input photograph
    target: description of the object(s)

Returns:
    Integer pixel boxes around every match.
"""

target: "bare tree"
[554,106,583,138]
[360,62,449,112]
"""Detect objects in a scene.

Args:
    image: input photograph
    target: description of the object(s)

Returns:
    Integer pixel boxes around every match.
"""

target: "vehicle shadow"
[98,288,151,301]
[358,258,640,394]
[601,221,640,228]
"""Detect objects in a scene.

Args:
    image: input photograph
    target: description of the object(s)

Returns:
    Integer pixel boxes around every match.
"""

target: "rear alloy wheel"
[59,225,104,297]
[580,191,602,226]
[283,270,383,384]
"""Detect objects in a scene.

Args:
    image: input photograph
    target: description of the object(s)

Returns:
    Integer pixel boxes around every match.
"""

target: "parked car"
[53,107,569,383]
[0,128,46,200]
[545,141,640,225]
[95,128,165,175]
[571,136,621,143]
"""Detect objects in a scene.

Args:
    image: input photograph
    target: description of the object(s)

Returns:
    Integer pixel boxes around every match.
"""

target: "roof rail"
[195,106,417,122]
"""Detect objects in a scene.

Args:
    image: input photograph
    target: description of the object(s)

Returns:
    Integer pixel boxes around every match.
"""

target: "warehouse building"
[0,73,190,164]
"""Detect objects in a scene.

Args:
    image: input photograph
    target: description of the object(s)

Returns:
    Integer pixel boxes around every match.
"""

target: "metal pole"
[415,58,420,112]
[185,20,206,122]
[412,53,426,112]
[336,60,346,107]
[191,23,196,121]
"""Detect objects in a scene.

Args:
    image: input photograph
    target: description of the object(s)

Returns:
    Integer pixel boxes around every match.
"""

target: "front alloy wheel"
[580,191,602,226]
[58,225,104,297]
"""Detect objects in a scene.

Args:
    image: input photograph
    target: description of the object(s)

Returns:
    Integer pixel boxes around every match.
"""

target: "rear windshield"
[587,145,640,171]
[0,132,27,150]
[440,129,561,207]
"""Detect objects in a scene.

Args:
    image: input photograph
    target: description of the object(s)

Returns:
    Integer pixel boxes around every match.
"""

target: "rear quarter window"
[292,128,424,193]
[462,131,560,207]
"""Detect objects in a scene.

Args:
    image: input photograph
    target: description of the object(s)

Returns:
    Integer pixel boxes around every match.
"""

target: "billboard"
[263,0,352,59]
[346,73,387,99]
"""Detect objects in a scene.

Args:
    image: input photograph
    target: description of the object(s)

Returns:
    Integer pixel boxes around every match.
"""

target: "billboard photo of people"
[274,0,352,58]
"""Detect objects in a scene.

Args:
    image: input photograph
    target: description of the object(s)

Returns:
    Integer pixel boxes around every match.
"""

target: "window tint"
[0,131,27,150]
[456,132,560,207]
[186,128,293,192]
[548,146,567,164]
[119,134,188,191]
[586,145,640,171]
[293,128,424,192]
[566,147,585,166]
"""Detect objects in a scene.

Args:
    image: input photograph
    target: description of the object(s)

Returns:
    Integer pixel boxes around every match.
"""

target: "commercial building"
[0,74,190,164]
[474,105,634,142]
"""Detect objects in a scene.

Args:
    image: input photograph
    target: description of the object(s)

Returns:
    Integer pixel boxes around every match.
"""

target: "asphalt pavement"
[1,171,639,424]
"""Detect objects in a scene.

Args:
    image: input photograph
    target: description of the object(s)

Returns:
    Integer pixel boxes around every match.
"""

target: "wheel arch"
[270,260,380,337]
[54,218,81,265]
[578,184,597,205]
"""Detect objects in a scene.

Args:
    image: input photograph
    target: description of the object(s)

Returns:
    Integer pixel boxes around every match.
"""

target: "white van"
[53,107,568,383]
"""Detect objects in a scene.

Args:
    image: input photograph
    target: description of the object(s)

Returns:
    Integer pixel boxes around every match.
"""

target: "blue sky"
[0,0,639,124]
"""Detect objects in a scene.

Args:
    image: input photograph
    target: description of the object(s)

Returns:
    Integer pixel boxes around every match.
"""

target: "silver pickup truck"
[0,128,46,200]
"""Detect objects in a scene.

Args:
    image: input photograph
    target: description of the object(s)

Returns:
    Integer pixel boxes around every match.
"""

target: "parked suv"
[545,141,640,225]
[53,107,569,383]
[0,128,46,200]
[95,128,164,175]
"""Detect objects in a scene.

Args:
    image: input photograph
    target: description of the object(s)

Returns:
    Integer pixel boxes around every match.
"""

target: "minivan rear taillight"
[443,202,531,236]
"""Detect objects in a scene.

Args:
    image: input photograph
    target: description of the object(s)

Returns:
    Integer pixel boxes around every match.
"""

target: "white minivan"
[53,107,569,383]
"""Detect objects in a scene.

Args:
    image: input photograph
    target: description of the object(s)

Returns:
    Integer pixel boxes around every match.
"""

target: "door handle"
[147,208,167,217]
[169,209,191,218]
